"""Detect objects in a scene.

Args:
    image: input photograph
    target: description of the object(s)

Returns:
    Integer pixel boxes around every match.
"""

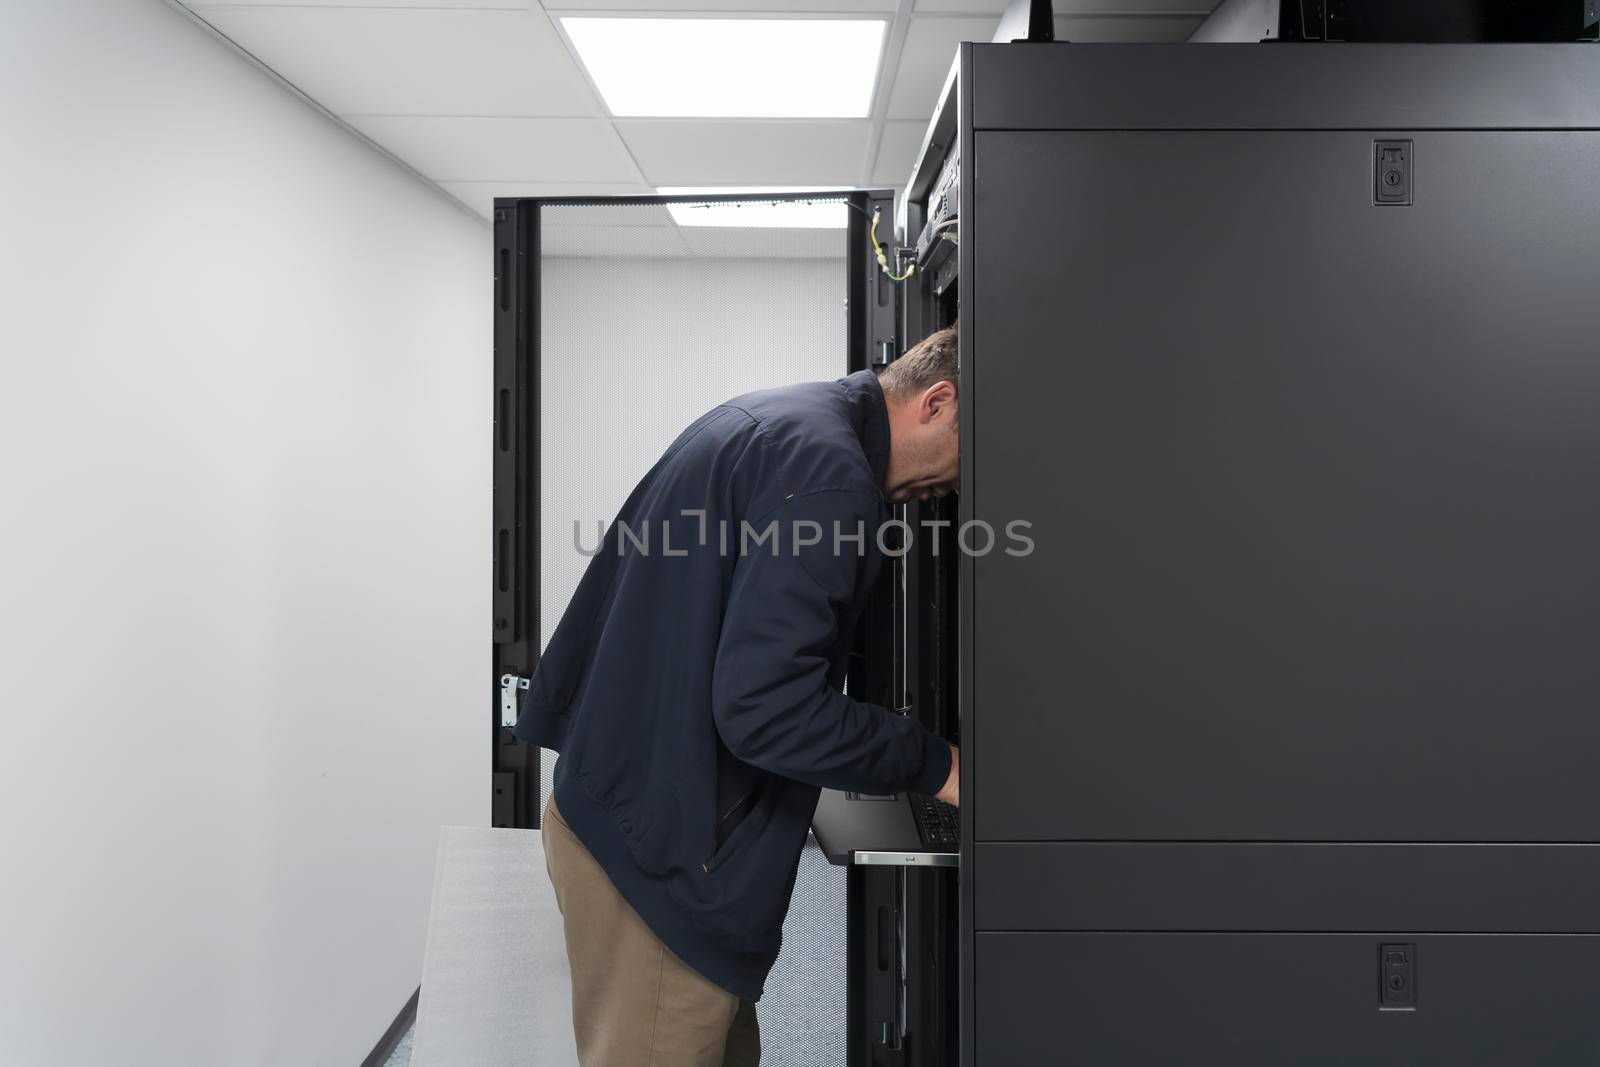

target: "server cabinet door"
[965,124,1600,1064]
[970,129,1600,846]
[491,190,898,1067]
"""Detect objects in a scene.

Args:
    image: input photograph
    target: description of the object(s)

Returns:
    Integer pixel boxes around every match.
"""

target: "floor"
[383,1023,414,1067]
[380,825,842,1066]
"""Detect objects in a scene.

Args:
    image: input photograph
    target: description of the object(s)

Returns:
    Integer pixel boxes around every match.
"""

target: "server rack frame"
[491,189,891,833]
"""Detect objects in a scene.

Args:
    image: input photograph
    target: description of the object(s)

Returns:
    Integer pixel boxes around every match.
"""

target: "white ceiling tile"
[1053,14,1206,39]
[616,121,868,186]
[886,17,994,120]
[871,120,928,189]
[911,0,1213,13]
[346,117,639,182]
[435,182,654,219]
[195,7,597,117]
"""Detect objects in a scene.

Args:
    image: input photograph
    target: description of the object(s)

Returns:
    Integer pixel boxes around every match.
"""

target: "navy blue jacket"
[514,369,953,1000]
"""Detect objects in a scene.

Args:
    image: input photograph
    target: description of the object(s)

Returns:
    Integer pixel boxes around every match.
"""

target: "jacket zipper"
[705,786,760,872]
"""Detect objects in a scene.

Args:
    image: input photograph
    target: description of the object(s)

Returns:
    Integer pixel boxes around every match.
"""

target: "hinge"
[499,673,529,728]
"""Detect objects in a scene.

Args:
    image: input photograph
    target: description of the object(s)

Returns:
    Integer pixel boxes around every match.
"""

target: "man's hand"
[935,744,960,807]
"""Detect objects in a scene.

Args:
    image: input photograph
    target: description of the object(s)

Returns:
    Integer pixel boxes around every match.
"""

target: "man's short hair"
[878,323,958,400]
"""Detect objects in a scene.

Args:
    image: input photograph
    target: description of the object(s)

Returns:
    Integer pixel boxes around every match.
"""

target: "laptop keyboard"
[911,794,960,850]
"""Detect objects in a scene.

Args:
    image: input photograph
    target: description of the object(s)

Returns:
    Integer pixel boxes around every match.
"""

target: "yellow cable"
[871,209,915,283]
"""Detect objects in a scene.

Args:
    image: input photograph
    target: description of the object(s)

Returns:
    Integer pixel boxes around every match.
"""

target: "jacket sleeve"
[710,490,953,796]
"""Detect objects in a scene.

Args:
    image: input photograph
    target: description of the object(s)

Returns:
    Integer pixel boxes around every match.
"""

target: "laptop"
[811,787,960,867]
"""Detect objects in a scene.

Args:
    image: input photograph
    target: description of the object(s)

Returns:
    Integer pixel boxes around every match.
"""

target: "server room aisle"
[388,844,851,1062]
[384,1027,413,1067]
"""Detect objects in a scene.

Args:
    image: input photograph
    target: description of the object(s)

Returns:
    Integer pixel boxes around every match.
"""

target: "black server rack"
[491,189,898,833]
[835,184,962,1067]
[946,38,1600,1065]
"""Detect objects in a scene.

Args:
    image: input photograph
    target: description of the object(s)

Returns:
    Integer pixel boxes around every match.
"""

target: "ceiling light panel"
[561,18,886,118]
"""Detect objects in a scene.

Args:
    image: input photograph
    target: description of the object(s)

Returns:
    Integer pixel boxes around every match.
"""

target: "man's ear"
[922,380,957,423]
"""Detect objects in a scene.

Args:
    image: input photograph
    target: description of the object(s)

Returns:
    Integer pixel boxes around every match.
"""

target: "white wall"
[0,3,487,1064]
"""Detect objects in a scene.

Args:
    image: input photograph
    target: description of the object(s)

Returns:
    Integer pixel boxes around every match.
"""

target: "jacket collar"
[841,369,891,494]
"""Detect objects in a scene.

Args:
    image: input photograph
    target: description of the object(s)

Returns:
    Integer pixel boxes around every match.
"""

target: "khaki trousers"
[543,796,761,1067]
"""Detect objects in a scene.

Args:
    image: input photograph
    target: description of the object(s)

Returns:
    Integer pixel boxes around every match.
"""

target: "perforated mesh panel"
[537,200,849,1064]
[762,842,849,1065]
